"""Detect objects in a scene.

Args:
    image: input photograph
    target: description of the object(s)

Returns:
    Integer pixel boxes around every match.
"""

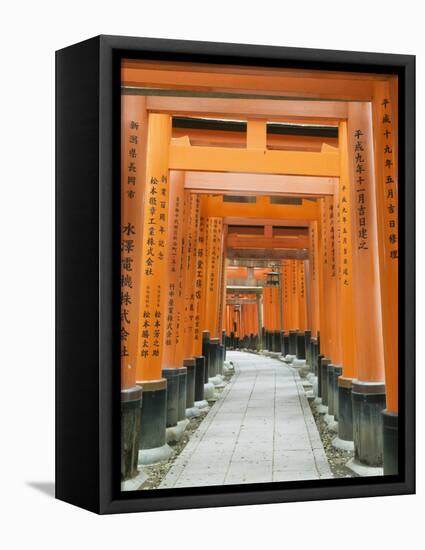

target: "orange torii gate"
[120,94,148,479]
[225,266,264,350]
[168,117,392,471]
[134,112,173,464]
[334,122,357,449]
[372,81,399,475]
[160,171,185,439]
[345,103,386,471]
[308,220,321,338]
[120,67,399,477]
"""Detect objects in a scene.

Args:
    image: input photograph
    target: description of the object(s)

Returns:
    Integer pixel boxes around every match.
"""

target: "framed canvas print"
[55,35,415,514]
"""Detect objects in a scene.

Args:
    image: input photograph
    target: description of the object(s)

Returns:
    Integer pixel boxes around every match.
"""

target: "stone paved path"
[160,351,332,488]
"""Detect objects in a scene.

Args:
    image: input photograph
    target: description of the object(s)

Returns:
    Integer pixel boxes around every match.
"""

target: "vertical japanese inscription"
[380,97,398,260]
[183,194,201,356]
[193,203,206,352]
[321,199,328,267]
[340,165,352,287]
[173,191,190,364]
[282,260,289,331]
[371,80,399,410]
[352,129,369,251]
[204,217,223,337]
[299,261,305,300]
[310,225,316,283]
[140,173,169,361]
[328,200,336,277]
[346,102,385,382]
[136,114,171,381]
[120,95,147,389]
[308,221,321,337]
[165,193,180,346]
[121,118,140,360]
[162,172,185,369]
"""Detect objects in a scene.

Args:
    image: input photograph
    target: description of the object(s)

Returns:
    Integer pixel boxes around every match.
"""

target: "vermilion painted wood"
[338,122,357,380]
[146,95,348,123]
[135,114,171,382]
[161,171,185,370]
[372,80,399,413]
[183,171,336,197]
[120,94,147,389]
[347,103,385,383]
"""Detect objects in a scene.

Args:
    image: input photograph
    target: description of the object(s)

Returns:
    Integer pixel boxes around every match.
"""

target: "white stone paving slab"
[160,351,332,488]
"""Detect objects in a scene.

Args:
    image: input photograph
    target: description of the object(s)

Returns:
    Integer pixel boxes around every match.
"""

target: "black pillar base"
[162,368,179,427]
[304,330,312,365]
[121,386,142,481]
[310,338,317,375]
[317,354,324,398]
[383,409,398,475]
[352,380,386,467]
[194,356,206,402]
[320,357,330,405]
[296,332,306,359]
[176,367,188,421]
[283,333,290,356]
[138,378,171,464]
[202,330,210,381]
[208,340,216,375]
[264,330,270,351]
[183,358,196,409]
[337,377,354,442]
[288,330,297,355]
[280,331,285,355]
[209,338,219,377]
[332,365,343,420]
[219,344,225,373]
[327,364,336,416]
[272,330,281,352]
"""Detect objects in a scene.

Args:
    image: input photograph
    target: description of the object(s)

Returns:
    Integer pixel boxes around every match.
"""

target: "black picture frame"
[55,34,415,514]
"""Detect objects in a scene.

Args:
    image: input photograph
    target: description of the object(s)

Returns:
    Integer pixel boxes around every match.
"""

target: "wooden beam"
[223,217,311,227]
[122,62,378,100]
[227,287,263,293]
[172,127,338,151]
[170,143,339,176]
[227,248,309,260]
[183,171,336,196]
[205,195,319,221]
[227,235,309,249]
[227,258,292,267]
[146,95,348,122]
[247,119,267,149]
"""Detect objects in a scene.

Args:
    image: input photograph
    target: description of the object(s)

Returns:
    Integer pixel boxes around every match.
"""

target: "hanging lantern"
[266,270,280,287]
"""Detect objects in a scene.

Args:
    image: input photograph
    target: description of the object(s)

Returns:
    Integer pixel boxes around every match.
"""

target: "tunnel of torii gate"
[120,62,398,485]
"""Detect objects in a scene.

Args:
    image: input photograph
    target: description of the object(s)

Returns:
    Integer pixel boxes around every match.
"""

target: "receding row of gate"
[120,60,398,484]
